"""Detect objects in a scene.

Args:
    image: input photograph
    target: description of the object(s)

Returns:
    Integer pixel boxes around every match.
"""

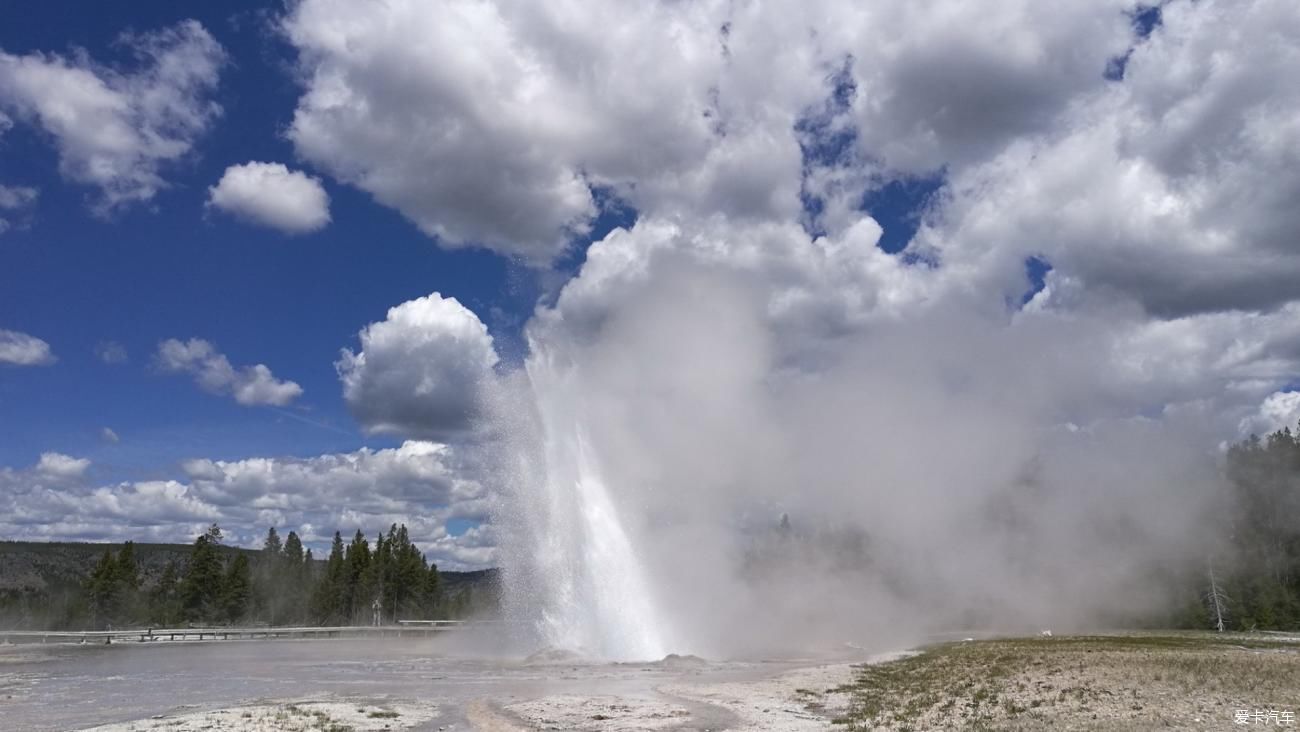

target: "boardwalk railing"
[0,620,487,645]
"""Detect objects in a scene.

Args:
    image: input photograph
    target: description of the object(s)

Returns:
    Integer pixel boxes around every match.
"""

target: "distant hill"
[438,567,500,600]
[0,541,255,593]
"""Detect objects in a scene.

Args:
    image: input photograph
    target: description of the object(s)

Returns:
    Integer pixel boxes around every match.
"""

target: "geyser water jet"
[505,346,669,661]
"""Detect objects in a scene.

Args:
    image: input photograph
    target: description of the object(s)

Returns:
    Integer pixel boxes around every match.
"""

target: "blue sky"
[0,1,527,482]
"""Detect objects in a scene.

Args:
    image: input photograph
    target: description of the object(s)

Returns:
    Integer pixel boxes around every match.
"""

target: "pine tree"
[344,530,372,623]
[424,561,442,619]
[180,530,225,624]
[283,531,304,568]
[367,529,391,624]
[263,526,282,555]
[303,547,315,594]
[281,531,306,624]
[86,549,120,629]
[1214,424,1300,631]
[391,525,432,619]
[150,561,181,626]
[222,554,252,623]
[114,541,141,624]
[311,532,346,624]
[258,527,284,624]
[116,541,140,591]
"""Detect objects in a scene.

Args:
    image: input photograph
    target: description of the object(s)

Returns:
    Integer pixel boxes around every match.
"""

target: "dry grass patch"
[822,633,1300,731]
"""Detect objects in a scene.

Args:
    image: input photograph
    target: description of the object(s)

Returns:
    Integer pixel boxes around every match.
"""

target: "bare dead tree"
[1205,560,1228,633]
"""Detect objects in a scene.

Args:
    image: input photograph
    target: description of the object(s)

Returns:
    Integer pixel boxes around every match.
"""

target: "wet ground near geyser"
[0,635,888,731]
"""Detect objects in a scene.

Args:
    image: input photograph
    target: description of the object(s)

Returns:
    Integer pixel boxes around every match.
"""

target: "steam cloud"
[490,239,1223,659]
[272,0,1298,658]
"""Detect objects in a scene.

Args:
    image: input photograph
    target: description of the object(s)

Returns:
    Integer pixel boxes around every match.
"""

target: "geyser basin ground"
[4,632,1295,730]
[0,635,895,731]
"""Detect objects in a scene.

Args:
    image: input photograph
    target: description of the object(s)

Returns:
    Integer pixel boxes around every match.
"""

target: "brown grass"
[819,633,1300,731]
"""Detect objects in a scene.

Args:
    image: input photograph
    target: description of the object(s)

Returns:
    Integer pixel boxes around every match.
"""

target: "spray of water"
[497,345,669,660]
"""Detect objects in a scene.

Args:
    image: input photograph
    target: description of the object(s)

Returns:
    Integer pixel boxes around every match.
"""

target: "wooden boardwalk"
[0,619,485,645]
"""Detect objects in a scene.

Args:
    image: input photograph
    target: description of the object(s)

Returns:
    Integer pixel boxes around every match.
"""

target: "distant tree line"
[81,523,456,629]
[1176,425,1300,631]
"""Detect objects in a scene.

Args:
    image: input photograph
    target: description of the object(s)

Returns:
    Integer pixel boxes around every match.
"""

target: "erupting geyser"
[500,346,670,661]
[492,258,1227,664]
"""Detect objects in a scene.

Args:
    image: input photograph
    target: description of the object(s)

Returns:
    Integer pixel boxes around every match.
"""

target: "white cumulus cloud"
[0,329,55,366]
[0,184,37,234]
[911,0,1300,319]
[279,0,1150,265]
[208,161,331,234]
[0,184,37,209]
[156,338,302,406]
[1240,391,1300,438]
[35,452,90,479]
[282,0,829,262]
[338,293,500,441]
[0,20,225,212]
